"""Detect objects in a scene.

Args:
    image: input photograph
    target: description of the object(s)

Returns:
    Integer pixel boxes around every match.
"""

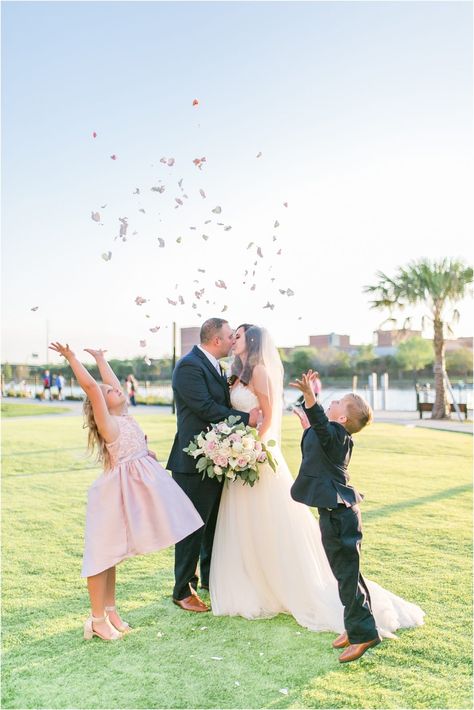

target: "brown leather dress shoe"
[173,594,210,612]
[338,637,381,663]
[332,631,349,649]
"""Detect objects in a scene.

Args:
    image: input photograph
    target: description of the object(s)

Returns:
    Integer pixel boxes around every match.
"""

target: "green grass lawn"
[1,414,472,709]
[1,403,70,417]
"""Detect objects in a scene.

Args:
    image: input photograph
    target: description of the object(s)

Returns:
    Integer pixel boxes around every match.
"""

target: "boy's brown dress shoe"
[332,631,349,649]
[172,594,210,612]
[338,637,381,663]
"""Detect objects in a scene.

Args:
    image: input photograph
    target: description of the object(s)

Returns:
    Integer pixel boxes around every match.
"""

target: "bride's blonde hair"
[83,396,112,470]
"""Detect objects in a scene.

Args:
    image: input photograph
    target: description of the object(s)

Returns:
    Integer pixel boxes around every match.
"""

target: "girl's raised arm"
[84,348,122,390]
[49,343,119,443]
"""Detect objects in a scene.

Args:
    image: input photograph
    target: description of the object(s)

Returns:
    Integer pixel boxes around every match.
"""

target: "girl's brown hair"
[83,396,113,470]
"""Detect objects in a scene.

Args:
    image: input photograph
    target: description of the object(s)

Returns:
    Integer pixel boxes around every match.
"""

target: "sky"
[2,0,473,365]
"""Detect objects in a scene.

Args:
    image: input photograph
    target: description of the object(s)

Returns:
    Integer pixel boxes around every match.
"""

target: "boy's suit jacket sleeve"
[174,361,250,424]
[303,402,340,451]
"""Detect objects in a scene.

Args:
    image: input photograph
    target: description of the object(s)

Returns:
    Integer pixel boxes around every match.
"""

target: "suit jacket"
[290,402,363,509]
[166,346,250,473]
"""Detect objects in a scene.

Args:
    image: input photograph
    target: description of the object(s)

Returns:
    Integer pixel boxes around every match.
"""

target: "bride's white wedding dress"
[210,383,424,636]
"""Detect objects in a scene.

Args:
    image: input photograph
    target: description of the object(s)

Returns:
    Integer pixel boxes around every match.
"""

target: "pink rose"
[216,455,228,467]
[237,456,249,467]
[257,452,267,463]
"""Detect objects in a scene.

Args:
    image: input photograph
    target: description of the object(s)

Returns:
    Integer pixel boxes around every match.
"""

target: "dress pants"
[172,472,222,600]
[318,505,379,644]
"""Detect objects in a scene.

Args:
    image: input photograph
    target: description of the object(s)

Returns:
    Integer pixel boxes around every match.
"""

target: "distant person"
[43,370,51,400]
[55,372,65,400]
[48,342,203,643]
[126,375,138,406]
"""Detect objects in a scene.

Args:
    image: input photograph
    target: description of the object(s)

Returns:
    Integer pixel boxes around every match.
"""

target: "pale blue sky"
[2,0,472,363]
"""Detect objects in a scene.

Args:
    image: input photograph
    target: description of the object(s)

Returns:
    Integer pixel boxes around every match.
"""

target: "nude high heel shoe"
[83,614,122,641]
[105,605,131,633]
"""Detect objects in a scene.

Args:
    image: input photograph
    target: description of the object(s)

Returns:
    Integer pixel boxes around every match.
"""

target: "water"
[5,381,472,412]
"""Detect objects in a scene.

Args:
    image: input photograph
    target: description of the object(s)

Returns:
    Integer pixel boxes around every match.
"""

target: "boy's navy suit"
[291,402,379,644]
[167,345,250,600]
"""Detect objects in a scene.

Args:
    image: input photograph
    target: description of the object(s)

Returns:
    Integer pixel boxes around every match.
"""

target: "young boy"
[290,370,381,663]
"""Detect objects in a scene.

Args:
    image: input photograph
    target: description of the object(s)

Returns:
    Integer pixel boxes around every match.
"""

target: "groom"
[167,318,259,612]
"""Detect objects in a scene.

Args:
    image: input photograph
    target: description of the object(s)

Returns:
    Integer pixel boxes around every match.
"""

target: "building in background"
[374,328,422,356]
[180,327,200,356]
[309,333,352,352]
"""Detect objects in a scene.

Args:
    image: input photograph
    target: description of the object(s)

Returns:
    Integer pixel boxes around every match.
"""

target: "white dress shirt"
[197,345,222,374]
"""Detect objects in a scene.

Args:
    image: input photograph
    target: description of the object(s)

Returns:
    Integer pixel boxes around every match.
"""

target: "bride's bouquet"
[183,415,277,487]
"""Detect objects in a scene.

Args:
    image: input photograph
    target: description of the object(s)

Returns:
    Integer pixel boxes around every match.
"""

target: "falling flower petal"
[250,284,256,291]
[149,326,160,333]
[192,98,199,106]
[151,185,165,193]
[135,296,148,306]
[30,306,39,311]
[256,151,262,158]
[283,202,288,208]
[157,238,165,247]
[167,158,175,167]
[101,251,112,261]
[199,626,208,631]
[224,225,232,231]
[204,219,211,224]
[160,157,167,164]
[199,189,206,199]
[110,154,117,160]
[167,298,177,306]
[189,226,197,230]
[263,302,275,310]
[221,305,228,312]
[139,208,146,213]
[176,237,182,244]
[212,206,222,214]
[92,131,97,138]
[279,689,289,696]
[100,204,107,209]
[274,220,279,228]
[175,197,183,206]
[216,222,224,226]
[144,356,152,366]
[273,235,277,242]
[211,657,223,661]
[179,295,185,305]
[198,268,206,273]
[287,288,295,296]
[202,234,209,240]
[279,289,286,295]
[247,242,254,249]
[139,340,147,348]
[91,211,101,222]
[215,280,227,289]
[277,249,282,255]
[257,247,263,258]
[133,188,140,195]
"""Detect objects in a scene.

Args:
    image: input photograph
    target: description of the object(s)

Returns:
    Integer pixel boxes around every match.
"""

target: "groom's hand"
[248,407,260,428]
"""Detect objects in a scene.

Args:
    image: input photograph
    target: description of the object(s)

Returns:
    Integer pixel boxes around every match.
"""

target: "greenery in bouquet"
[183,415,277,487]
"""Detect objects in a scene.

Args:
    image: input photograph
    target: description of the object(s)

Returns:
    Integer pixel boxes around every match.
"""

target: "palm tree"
[365,258,472,419]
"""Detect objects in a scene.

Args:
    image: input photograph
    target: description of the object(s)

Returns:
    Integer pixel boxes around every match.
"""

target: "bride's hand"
[248,407,260,428]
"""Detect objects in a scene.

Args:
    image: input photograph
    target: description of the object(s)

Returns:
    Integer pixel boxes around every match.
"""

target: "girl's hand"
[84,348,107,359]
[49,342,75,359]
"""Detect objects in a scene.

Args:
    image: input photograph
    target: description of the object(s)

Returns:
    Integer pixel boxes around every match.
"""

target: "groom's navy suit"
[291,402,379,644]
[167,345,250,600]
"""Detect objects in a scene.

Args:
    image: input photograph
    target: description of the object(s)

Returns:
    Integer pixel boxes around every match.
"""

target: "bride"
[210,323,424,637]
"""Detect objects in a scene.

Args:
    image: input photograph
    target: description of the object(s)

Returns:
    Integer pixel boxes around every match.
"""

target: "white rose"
[213,465,223,475]
[205,431,218,442]
[232,442,244,454]
[241,436,255,450]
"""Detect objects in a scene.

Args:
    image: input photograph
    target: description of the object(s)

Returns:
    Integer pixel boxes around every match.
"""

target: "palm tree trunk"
[432,315,450,419]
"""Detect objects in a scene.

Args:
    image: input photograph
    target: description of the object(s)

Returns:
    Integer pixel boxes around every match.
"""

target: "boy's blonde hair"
[344,394,373,434]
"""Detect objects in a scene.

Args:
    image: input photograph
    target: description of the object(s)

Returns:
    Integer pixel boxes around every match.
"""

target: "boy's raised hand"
[289,370,316,394]
[49,342,75,359]
[84,348,107,359]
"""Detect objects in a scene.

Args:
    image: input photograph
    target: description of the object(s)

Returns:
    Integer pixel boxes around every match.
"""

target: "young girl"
[49,342,204,642]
